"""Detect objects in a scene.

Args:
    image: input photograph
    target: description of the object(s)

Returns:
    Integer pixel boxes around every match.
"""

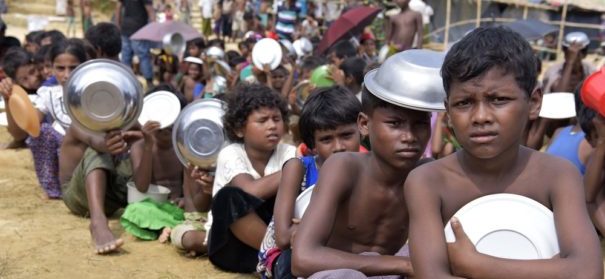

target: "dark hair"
[223,84,289,143]
[340,57,366,85]
[41,30,66,45]
[34,44,52,64]
[207,38,225,49]
[2,47,34,79]
[146,83,188,109]
[48,39,87,64]
[271,65,289,76]
[361,85,393,114]
[442,26,537,97]
[25,31,44,44]
[225,50,241,65]
[577,81,596,139]
[328,40,356,59]
[85,22,122,58]
[243,11,254,21]
[301,56,323,71]
[187,37,206,51]
[229,56,247,68]
[299,85,361,149]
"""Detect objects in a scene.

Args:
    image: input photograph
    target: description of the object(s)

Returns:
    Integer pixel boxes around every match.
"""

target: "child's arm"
[430,112,446,156]
[273,158,305,249]
[129,121,161,193]
[182,165,213,212]
[405,166,464,279]
[292,154,412,277]
[414,12,423,49]
[584,115,605,203]
[228,171,281,199]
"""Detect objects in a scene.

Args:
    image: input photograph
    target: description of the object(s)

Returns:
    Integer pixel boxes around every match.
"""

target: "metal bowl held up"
[172,99,227,169]
[64,59,144,133]
[364,49,446,112]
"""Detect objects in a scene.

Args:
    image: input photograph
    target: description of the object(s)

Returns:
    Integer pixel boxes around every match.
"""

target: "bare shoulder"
[406,154,458,195]
[524,147,580,176]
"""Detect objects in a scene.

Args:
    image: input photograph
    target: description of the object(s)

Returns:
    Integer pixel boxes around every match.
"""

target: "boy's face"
[271,70,287,89]
[446,67,541,159]
[187,63,202,79]
[312,123,360,161]
[237,107,285,153]
[155,126,173,148]
[359,105,431,170]
[396,0,410,9]
[188,44,201,57]
[15,64,42,91]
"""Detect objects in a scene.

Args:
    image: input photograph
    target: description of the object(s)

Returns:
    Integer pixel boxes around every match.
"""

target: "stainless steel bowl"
[172,99,227,169]
[206,46,225,60]
[562,31,590,48]
[64,59,144,133]
[364,49,446,112]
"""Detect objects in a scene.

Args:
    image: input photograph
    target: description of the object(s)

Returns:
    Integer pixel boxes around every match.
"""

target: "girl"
[179,56,206,102]
[1,39,87,198]
[170,84,295,271]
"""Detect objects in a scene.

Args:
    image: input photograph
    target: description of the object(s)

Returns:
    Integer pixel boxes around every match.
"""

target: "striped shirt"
[276,4,301,40]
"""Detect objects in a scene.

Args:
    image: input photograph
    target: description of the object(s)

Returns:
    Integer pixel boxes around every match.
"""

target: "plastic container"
[581,68,605,116]
[127,182,171,204]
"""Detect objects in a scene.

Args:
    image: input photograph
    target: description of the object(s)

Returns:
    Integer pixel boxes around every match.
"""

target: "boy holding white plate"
[405,26,603,278]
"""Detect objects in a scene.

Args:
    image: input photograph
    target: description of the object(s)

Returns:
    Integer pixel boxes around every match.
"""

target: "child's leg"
[27,123,63,198]
[85,168,124,254]
[230,211,267,248]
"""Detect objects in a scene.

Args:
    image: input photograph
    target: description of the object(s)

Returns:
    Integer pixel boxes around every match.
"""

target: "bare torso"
[151,146,183,199]
[388,9,421,50]
[327,154,409,255]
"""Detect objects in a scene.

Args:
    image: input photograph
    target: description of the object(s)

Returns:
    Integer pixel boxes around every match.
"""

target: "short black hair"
[223,84,289,143]
[299,85,361,149]
[328,40,356,59]
[41,30,66,45]
[34,44,51,64]
[2,47,34,79]
[361,85,393,115]
[48,38,87,64]
[340,57,366,85]
[85,22,121,58]
[301,56,323,71]
[146,83,188,109]
[207,38,225,49]
[187,37,206,50]
[577,81,596,140]
[25,31,44,44]
[442,26,537,97]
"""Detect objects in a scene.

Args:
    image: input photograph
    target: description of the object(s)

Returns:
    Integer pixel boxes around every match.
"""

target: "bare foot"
[90,220,124,254]
[182,230,207,255]
[158,227,171,243]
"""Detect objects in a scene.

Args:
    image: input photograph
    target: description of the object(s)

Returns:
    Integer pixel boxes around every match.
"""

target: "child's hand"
[105,130,129,155]
[142,121,161,144]
[262,63,271,74]
[566,42,584,63]
[328,66,345,86]
[446,217,480,278]
[188,164,215,194]
[0,78,13,100]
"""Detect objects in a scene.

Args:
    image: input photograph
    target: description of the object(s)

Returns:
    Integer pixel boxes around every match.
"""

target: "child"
[291,66,435,277]
[338,57,366,101]
[405,26,602,278]
[191,84,296,272]
[1,41,87,198]
[386,0,423,51]
[179,57,205,102]
[84,22,122,61]
[257,86,362,279]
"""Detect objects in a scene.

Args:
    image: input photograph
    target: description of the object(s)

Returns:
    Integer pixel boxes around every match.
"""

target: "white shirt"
[34,85,71,134]
[199,0,214,18]
[203,143,296,243]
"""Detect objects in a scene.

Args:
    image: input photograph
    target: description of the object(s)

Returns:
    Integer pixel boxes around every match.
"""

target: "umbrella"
[130,20,202,42]
[316,6,382,55]
[503,19,557,41]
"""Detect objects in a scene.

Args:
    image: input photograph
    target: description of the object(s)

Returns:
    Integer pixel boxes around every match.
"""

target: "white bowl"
[539,92,575,119]
[252,38,283,71]
[127,182,171,204]
[294,186,314,219]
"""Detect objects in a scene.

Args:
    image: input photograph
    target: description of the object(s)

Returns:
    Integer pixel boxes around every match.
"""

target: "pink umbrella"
[316,6,382,55]
[130,20,202,42]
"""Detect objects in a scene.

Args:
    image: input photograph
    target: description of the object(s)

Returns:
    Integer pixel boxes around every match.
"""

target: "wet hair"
[85,22,122,58]
[328,40,356,59]
[40,30,66,45]
[223,84,289,143]
[187,37,206,52]
[299,85,361,149]
[442,26,537,97]
[146,83,188,109]
[340,57,366,85]
[48,39,87,64]
[2,47,34,79]
[34,44,52,64]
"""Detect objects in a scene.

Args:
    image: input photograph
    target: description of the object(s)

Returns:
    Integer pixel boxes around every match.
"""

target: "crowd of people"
[0,0,605,278]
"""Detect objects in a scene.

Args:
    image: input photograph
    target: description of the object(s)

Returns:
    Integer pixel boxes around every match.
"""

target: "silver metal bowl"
[562,31,590,48]
[64,59,144,133]
[364,49,446,112]
[206,46,225,60]
[172,99,227,169]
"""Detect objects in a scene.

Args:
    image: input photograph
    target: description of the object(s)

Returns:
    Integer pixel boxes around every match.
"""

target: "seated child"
[257,85,362,278]
[179,57,205,102]
[176,84,296,272]
[291,81,435,276]
[405,26,603,278]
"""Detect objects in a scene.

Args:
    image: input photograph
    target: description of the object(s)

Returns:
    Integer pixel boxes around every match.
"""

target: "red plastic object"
[581,68,605,116]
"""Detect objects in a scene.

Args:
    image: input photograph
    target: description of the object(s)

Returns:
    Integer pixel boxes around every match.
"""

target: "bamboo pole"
[476,0,482,27]
[444,0,451,48]
[523,6,528,19]
[556,0,569,56]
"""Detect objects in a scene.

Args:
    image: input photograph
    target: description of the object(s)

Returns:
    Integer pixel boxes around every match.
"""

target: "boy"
[386,0,423,51]
[405,26,602,278]
[84,22,122,61]
[291,60,436,277]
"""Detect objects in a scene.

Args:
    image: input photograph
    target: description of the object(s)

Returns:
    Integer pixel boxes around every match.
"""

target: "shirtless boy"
[291,80,435,276]
[405,26,603,278]
[386,0,423,51]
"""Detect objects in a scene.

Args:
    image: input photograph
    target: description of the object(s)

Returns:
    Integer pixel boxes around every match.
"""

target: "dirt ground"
[0,127,255,279]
